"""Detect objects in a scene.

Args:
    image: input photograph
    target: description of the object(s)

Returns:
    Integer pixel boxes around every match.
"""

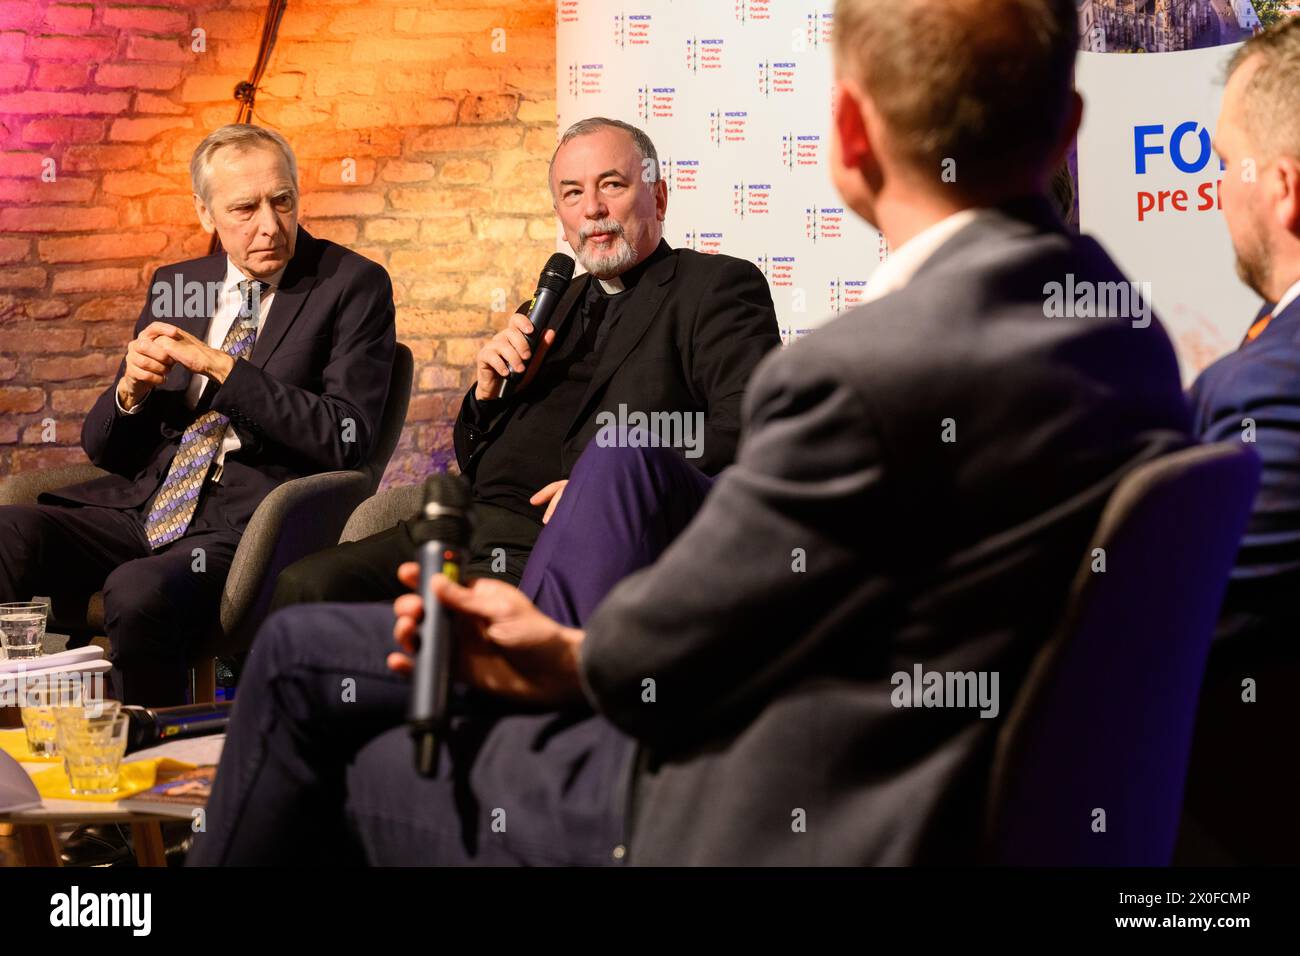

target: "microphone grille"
[418,472,473,547]
[538,252,575,294]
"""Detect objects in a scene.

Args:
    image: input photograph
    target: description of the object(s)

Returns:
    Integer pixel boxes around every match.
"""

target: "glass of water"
[55,702,127,795]
[18,677,84,758]
[0,601,47,660]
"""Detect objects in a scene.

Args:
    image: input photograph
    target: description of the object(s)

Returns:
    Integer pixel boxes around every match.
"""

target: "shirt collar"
[223,257,286,295]
[861,209,988,305]
[1272,276,1300,319]
[594,238,671,295]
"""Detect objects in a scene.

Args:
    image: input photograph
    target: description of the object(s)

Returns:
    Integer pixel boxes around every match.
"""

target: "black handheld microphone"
[121,702,233,755]
[497,252,575,400]
[407,472,474,777]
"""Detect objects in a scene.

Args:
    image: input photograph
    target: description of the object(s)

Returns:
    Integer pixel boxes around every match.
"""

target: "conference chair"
[984,441,1260,865]
[0,343,414,704]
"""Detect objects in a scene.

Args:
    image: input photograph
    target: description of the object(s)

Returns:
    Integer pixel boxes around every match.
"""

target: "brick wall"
[0,0,557,485]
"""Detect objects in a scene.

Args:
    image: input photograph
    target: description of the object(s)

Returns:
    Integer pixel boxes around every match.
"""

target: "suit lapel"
[250,225,320,368]
[565,250,679,439]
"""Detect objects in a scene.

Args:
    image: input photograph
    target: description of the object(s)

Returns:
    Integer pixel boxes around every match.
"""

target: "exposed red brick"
[0,268,45,289]
[125,35,193,62]
[0,2,38,29]
[63,144,150,171]
[0,62,28,89]
[51,268,140,294]
[43,5,95,33]
[75,297,138,323]
[0,237,28,264]
[31,62,89,90]
[300,191,385,218]
[20,118,104,145]
[95,63,184,90]
[52,386,103,413]
[109,117,194,142]
[0,387,45,413]
[0,91,131,116]
[28,36,116,62]
[32,353,121,380]
[0,206,116,232]
[0,178,97,203]
[102,5,191,33]
[3,328,85,352]
[38,232,169,263]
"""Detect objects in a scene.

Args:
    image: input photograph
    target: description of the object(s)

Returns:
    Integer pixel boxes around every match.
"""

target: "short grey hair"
[190,124,299,204]
[548,117,660,195]
[1227,15,1300,165]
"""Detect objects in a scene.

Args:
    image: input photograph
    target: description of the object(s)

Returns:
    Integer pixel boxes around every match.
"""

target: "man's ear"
[655,176,668,221]
[1273,154,1300,236]
[834,78,872,173]
[1048,90,1085,171]
[193,193,215,234]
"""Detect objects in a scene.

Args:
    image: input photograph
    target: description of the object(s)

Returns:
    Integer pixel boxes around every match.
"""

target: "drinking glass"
[0,601,47,660]
[18,677,84,758]
[55,702,128,795]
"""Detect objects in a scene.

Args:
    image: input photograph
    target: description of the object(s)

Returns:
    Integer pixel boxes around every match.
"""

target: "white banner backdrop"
[1076,46,1260,382]
[556,2,1262,379]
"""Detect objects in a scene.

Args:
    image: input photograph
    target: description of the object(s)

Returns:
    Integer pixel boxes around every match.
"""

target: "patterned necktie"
[144,280,263,550]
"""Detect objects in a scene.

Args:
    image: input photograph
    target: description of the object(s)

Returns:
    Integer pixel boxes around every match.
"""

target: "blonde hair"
[1227,16,1300,164]
[832,0,1077,193]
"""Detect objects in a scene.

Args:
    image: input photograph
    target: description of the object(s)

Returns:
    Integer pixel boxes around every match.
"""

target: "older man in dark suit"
[190,0,1194,867]
[0,124,396,706]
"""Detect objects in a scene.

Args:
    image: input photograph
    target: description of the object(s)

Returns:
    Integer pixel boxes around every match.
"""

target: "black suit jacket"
[453,245,780,481]
[580,200,1194,865]
[44,226,397,533]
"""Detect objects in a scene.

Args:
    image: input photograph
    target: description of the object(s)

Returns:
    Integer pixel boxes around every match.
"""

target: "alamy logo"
[594,404,705,459]
[1042,274,1152,328]
[890,665,1000,718]
[50,886,151,936]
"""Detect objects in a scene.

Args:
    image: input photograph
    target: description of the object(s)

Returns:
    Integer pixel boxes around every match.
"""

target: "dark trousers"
[0,500,240,705]
[270,503,540,608]
[188,441,714,865]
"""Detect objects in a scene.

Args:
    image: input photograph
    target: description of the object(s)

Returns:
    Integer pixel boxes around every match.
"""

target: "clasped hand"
[117,322,236,409]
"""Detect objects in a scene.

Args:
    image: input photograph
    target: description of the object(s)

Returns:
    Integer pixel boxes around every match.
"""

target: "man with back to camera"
[1179,19,1300,865]
[189,0,1195,866]
[268,116,779,605]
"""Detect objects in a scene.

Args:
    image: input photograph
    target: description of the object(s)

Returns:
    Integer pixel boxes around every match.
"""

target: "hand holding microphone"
[405,473,473,778]
[474,253,574,401]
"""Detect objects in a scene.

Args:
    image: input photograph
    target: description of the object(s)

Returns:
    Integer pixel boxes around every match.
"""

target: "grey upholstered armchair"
[0,343,413,702]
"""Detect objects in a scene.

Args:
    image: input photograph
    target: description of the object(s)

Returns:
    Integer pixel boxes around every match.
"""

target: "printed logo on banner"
[755,254,797,289]
[734,0,772,24]
[637,85,676,121]
[1133,121,1226,222]
[732,181,773,217]
[660,156,701,192]
[685,36,725,73]
[709,110,748,145]
[613,13,652,48]
[559,0,580,26]
[566,62,604,97]
[805,205,845,242]
[681,230,724,255]
[782,133,821,169]
[829,277,870,313]
[803,10,834,50]
[757,59,797,96]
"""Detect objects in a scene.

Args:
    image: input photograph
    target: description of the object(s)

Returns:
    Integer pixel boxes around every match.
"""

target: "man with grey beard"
[270,116,779,605]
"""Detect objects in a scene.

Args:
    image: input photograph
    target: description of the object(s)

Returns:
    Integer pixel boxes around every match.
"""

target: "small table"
[0,735,224,867]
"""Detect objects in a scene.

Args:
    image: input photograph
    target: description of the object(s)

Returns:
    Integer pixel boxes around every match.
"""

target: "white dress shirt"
[861,209,989,305]
[1272,277,1300,319]
[117,257,282,475]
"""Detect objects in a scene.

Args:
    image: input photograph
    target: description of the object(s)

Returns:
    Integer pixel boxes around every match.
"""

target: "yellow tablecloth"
[0,727,58,763]
[29,757,196,802]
